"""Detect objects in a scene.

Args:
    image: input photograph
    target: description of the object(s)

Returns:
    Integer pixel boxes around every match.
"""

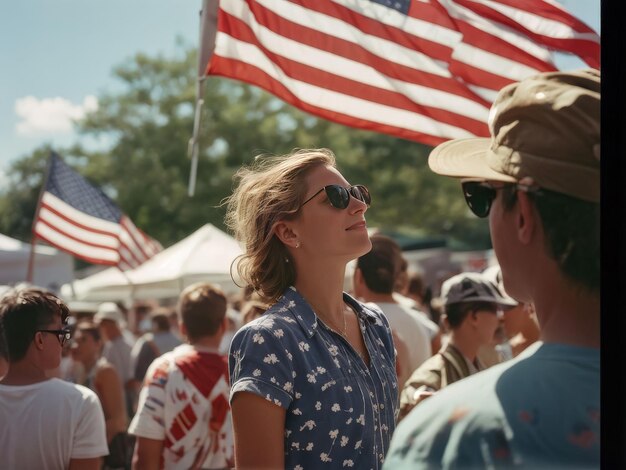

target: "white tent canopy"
[0,233,73,291]
[60,224,243,302]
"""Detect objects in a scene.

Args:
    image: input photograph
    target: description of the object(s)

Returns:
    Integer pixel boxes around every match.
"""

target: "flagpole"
[27,152,55,284]
[187,0,219,197]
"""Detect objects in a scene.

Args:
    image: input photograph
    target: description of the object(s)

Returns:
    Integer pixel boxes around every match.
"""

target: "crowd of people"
[0,67,600,469]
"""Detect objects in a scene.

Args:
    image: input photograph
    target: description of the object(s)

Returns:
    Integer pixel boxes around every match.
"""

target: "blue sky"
[0,0,600,182]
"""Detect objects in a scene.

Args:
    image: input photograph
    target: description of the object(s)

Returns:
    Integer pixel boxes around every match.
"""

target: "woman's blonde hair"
[225,148,336,303]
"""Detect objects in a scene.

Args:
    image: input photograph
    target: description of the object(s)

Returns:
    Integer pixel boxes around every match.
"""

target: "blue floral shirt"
[229,286,399,469]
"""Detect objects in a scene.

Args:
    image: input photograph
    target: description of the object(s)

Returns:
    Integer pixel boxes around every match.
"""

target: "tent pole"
[26,236,37,284]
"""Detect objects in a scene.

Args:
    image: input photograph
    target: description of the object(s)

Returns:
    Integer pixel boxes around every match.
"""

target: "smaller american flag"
[33,152,162,270]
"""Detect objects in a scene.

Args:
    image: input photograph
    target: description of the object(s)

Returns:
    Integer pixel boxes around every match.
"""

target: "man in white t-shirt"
[0,287,108,470]
[353,234,433,388]
[129,282,234,469]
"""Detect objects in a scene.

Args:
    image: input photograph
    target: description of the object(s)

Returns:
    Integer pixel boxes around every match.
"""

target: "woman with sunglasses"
[72,321,129,469]
[225,148,398,469]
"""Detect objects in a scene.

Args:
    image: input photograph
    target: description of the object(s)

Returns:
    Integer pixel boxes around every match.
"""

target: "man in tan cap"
[384,69,600,469]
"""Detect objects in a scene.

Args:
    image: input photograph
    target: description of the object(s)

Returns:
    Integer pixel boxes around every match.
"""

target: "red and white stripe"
[206,0,599,146]
[34,192,161,270]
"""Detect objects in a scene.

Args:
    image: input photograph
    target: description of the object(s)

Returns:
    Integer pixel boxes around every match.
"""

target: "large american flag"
[203,0,600,146]
[33,153,162,270]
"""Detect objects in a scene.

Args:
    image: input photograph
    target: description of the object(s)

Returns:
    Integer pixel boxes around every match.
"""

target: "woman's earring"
[295,241,301,248]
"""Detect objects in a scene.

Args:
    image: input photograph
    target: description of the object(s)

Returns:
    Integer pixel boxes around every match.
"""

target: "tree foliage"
[0,44,490,251]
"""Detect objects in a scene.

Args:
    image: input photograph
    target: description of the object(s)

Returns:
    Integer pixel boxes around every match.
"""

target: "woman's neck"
[294,260,347,324]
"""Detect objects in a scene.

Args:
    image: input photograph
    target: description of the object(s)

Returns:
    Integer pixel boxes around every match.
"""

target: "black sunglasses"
[37,327,72,347]
[300,184,371,210]
[461,181,541,218]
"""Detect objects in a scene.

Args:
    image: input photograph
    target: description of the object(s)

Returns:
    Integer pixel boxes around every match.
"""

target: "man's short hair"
[502,185,600,292]
[178,283,227,341]
[357,234,403,295]
[150,308,172,332]
[0,287,69,362]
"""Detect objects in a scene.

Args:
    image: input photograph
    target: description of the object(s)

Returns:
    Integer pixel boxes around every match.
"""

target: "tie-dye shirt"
[229,287,399,469]
[129,344,234,470]
[384,342,600,469]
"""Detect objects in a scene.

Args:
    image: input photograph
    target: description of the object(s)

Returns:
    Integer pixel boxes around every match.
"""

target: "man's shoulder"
[6,378,101,403]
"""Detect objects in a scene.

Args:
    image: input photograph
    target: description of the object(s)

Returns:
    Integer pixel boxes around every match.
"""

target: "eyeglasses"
[299,184,371,210]
[37,328,72,347]
[461,180,540,218]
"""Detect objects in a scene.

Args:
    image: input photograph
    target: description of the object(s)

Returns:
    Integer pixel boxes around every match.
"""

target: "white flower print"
[307,373,316,383]
[331,403,341,412]
[315,401,322,411]
[299,420,316,431]
[270,376,277,383]
[285,430,292,437]
[356,415,365,425]
[283,382,293,392]
[294,466,303,470]
[320,453,332,462]
[306,443,314,451]
[346,418,353,425]
[316,366,326,373]
[329,429,339,439]
[340,436,349,447]
[292,408,302,415]
[343,459,354,467]
[291,442,300,450]
[253,332,265,344]
[354,440,362,449]
[333,358,341,368]
[328,344,339,356]
[321,380,336,391]
[263,353,279,364]
[278,306,288,313]
[343,386,353,392]
[286,350,293,360]
[298,341,310,352]
[288,300,296,308]
[253,369,261,377]
[274,329,284,338]
[295,391,302,399]
[274,399,282,406]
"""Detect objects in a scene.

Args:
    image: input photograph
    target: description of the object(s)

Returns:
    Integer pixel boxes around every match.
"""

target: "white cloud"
[15,95,98,136]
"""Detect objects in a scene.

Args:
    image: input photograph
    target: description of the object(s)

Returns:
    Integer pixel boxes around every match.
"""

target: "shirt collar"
[277,286,378,338]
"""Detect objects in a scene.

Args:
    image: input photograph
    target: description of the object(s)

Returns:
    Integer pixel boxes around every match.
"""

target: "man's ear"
[33,331,45,351]
[516,191,536,245]
[273,221,299,249]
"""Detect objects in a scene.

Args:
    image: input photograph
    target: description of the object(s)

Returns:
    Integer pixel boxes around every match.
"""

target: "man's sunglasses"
[300,184,371,210]
[37,327,72,347]
[461,180,540,218]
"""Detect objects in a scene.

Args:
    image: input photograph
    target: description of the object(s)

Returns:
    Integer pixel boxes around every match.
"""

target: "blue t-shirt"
[384,341,600,469]
[229,286,399,469]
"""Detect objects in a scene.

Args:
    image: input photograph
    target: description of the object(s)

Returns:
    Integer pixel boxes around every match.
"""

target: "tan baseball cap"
[428,69,600,203]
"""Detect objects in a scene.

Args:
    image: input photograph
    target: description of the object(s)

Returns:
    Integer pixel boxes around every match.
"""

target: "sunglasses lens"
[462,182,493,218]
[325,185,350,209]
[352,185,371,205]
